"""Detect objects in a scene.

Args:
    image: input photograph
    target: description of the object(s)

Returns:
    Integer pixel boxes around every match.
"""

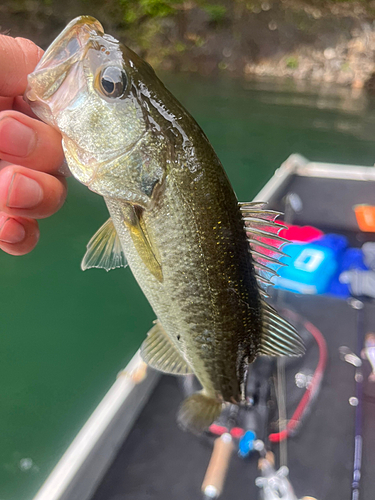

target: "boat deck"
[89,165,375,500]
[90,295,375,500]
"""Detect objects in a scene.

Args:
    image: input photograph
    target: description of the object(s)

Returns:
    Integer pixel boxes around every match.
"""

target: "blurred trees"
[1,0,374,76]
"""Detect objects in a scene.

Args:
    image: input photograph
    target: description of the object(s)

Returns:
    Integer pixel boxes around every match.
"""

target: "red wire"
[269,312,328,443]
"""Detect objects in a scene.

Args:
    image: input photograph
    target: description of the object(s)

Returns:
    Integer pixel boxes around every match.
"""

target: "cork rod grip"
[201,433,234,498]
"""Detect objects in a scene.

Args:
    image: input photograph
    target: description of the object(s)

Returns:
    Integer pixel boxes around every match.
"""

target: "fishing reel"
[201,438,318,500]
[255,450,317,500]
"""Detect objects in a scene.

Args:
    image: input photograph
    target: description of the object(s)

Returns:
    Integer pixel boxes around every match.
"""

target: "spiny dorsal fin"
[81,218,127,272]
[239,201,289,294]
[259,300,305,356]
[140,321,193,375]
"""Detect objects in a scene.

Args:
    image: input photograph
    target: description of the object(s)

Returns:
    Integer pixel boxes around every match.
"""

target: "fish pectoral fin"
[81,218,128,272]
[259,301,305,357]
[140,320,193,375]
[124,205,163,282]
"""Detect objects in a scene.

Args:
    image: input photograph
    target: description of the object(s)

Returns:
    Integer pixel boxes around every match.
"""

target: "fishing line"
[276,357,288,467]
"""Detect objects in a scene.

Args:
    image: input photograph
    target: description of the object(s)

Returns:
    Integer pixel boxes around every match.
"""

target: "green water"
[1,75,375,500]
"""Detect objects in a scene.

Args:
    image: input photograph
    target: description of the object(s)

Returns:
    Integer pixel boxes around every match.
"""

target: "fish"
[25,16,305,434]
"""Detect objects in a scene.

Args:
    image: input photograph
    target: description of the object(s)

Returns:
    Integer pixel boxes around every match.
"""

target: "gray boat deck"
[89,172,375,500]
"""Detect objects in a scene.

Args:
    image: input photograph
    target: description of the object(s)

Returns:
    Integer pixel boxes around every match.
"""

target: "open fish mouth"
[39,16,104,68]
[25,16,104,123]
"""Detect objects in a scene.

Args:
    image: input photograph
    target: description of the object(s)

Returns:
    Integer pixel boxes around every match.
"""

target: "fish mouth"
[25,16,104,122]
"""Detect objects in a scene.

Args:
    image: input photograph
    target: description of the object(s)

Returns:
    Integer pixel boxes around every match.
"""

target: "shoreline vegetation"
[3,0,375,89]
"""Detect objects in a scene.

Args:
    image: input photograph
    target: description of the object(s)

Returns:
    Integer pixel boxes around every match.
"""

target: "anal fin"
[140,320,193,375]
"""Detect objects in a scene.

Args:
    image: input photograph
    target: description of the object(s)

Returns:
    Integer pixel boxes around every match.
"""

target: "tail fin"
[177,391,223,434]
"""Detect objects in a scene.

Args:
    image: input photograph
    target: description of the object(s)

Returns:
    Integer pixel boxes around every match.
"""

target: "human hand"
[0,35,67,255]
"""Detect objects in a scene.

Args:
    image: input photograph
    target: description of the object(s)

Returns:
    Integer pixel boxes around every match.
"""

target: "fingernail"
[0,117,36,158]
[6,173,43,209]
[0,216,26,244]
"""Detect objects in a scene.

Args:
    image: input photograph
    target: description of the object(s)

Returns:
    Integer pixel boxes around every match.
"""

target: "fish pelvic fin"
[259,300,305,357]
[81,218,127,272]
[177,391,223,435]
[141,320,193,375]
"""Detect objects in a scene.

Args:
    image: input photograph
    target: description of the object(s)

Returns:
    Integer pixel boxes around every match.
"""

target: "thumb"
[0,35,43,97]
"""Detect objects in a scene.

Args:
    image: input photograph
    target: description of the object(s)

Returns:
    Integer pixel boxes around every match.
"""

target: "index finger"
[0,36,43,97]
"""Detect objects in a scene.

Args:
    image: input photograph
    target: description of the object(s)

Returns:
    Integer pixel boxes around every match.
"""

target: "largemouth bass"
[25,16,304,433]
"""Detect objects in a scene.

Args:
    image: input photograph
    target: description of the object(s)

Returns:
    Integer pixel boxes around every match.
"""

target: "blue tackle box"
[273,243,338,294]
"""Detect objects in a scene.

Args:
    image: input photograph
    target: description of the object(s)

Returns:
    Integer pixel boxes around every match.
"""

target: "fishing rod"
[339,297,365,500]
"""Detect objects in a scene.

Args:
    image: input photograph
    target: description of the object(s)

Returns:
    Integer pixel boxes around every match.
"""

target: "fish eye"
[99,66,127,98]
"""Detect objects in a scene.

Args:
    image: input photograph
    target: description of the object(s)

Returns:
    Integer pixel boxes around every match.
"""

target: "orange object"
[354,205,375,232]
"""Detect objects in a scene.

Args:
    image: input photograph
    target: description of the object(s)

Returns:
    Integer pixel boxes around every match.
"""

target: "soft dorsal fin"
[81,218,127,272]
[239,201,289,296]
[140,321,193,375]
[259,300,305,356]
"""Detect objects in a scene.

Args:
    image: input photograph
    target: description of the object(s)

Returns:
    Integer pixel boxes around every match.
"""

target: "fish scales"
[105,143,262,400]
[25,16,304,433]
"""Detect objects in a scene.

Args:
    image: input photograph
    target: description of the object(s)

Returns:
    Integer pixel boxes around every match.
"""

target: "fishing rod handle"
[201,433,234,498]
